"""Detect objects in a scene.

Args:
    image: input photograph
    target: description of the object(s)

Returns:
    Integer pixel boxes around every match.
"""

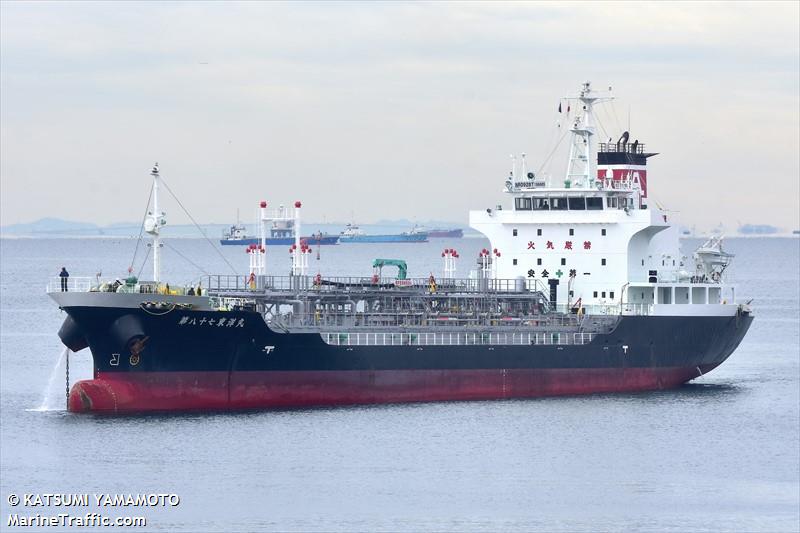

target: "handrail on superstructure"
[598,142,646,154]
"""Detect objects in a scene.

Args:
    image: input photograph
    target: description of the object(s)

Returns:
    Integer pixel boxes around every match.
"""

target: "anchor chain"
[65,349,70,410]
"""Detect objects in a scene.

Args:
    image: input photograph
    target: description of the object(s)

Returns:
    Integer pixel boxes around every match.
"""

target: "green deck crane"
[372,259,408,280]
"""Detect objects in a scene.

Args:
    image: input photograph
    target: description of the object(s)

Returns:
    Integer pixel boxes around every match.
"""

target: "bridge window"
[537,228,542,236]
[569,228,574,236]
[515,197,532,210]
[561,258,566,265]
[610,291,615,299]
[537,258,542,265]
[593,291,598,297]
[601,228,607,236]
[586,197,604,210]
[606,197,618,208]
[601,258,607,266]
[568,197,586,210]
[513,229,518,236]
[532,198,550,210]
[513,259,518,265]
[550,197,567,210]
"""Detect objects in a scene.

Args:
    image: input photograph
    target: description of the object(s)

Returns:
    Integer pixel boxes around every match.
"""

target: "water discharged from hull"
[67,365,720,414]
[31,347,70,412]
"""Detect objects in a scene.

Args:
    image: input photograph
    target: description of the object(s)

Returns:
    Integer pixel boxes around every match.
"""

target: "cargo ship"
[220,204,338,246]
[50,82,752,414]
[427,228,464,239]
[338,223,428,243]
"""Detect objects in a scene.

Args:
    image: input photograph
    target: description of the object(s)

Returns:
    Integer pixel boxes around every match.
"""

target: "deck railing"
[205,274,548,295]
[46,277,94,293]
[620,303,653,315]
[46,274,653,318]
[46,277,204,296]
[599,142,646,154]
[322,331,595,347]
[270,310,588,330]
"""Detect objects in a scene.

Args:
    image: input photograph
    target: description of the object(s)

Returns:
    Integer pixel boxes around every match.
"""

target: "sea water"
[1,237,798,532]
[30,346,69,412]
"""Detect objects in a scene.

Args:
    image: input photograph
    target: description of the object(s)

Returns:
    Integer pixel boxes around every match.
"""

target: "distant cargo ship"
[738,224,779,235]
[338,223,428,243]
[220,204,338,246]
[427,228,464,238]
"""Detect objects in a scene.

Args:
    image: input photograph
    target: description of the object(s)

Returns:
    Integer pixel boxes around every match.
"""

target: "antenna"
[628,104,631,132]
[563,81,614,188]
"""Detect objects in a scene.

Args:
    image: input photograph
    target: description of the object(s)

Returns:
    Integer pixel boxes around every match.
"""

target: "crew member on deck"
[59,267,69,292]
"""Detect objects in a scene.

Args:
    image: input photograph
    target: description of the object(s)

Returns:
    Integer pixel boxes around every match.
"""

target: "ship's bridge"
[506,140,657,211]
[470,108,671,311]
[508,187,638,213]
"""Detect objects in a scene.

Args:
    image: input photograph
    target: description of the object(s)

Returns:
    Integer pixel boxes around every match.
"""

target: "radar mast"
[564,81,613,188]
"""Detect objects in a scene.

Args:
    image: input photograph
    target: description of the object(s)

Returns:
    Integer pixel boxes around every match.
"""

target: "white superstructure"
[470,82,740,317]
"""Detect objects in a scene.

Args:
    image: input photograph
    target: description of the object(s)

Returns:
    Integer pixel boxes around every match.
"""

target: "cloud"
[1,1,798,231]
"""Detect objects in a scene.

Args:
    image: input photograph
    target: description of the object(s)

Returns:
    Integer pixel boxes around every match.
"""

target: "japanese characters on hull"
[177,316,246,328]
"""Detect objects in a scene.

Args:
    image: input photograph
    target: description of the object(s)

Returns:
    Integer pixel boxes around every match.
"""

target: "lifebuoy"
[711,271,721,282]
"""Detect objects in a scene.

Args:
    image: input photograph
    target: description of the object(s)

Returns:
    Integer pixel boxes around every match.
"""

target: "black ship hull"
[60,305,753,413]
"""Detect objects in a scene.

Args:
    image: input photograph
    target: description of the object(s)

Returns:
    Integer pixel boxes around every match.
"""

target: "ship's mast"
[564,81,613,188]
[145,163,166,282]
[294,201,301,258]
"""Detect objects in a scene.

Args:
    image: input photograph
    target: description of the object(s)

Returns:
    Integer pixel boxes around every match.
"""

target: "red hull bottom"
[68,367,718,414]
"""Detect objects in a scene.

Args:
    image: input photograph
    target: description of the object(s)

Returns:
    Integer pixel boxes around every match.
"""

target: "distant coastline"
[0,217,481,239]
[2,218,795,239]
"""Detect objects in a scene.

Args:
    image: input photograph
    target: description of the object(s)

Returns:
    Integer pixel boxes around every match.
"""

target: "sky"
[1,1,798,232]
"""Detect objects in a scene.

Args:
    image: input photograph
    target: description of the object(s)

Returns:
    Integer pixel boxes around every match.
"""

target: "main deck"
[49,274,623,346]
